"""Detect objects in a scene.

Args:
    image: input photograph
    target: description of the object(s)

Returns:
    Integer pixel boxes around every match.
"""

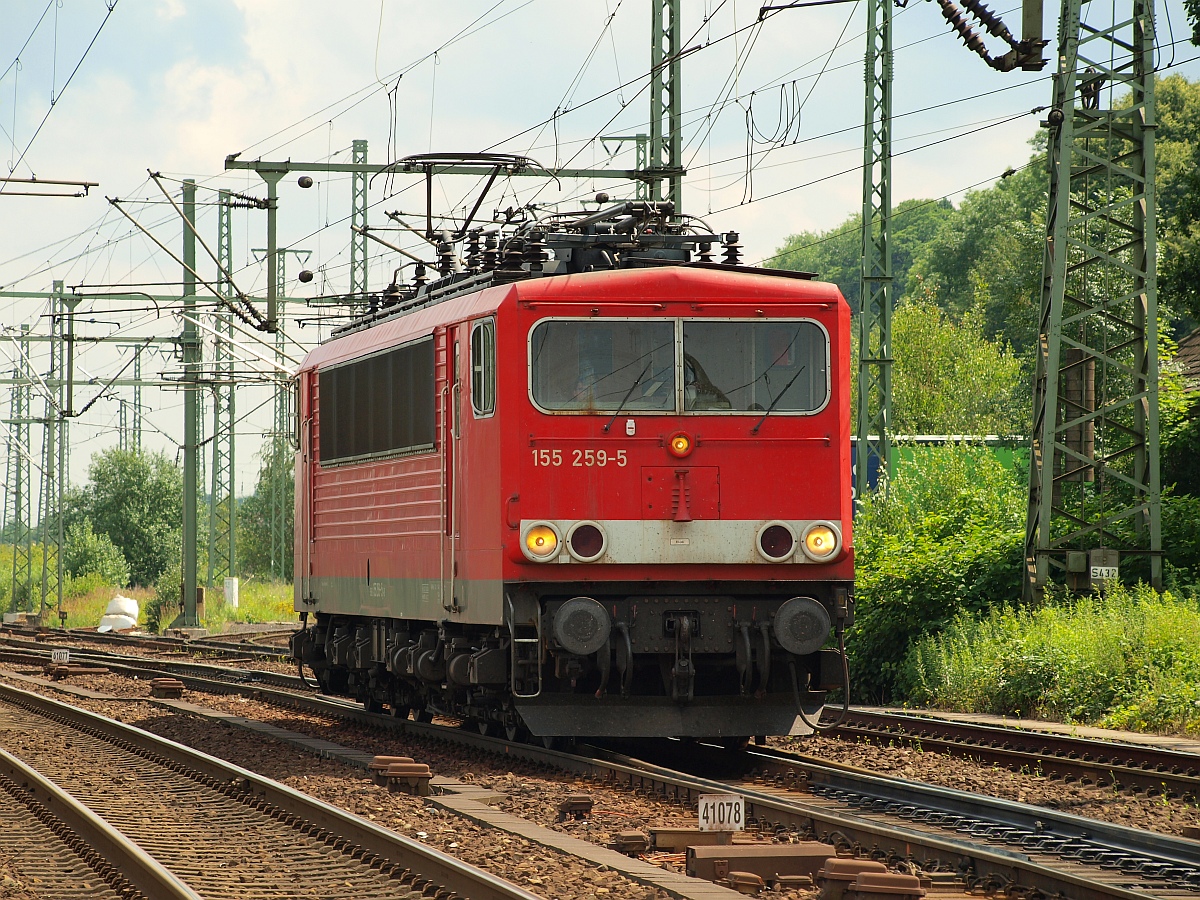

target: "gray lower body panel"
[302,575,504,626]
[515,691,825,738]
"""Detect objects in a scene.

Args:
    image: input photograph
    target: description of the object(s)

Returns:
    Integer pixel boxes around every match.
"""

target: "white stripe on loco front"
[520,519,842,565]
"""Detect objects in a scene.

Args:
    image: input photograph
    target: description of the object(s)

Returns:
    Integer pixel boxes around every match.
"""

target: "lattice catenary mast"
[1025,0,1161,597]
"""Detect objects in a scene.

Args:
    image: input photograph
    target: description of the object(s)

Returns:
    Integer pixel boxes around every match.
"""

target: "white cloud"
[156,0,186,22]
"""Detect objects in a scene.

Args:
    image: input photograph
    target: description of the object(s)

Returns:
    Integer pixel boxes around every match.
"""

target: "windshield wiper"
[603,361,653,432]
[750,365,806,435]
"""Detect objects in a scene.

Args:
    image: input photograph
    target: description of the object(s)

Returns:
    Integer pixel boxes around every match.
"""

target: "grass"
[197,578,295,632]
[906,583,1200,735]
[0,543,295,633]
[0,572,294,636]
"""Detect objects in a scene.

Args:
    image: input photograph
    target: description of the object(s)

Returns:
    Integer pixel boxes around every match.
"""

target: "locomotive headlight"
[801,522,840,561]
[523,523,561,561]
[666,431,693,458]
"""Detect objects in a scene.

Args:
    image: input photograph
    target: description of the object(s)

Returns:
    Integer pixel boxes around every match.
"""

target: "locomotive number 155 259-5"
[532,449,628,467]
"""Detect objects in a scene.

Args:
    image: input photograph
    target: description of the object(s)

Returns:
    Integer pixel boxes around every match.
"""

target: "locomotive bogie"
[293,577,850,737]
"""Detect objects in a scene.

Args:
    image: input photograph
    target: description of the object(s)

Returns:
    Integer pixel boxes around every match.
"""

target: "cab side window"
[471,318,496,417]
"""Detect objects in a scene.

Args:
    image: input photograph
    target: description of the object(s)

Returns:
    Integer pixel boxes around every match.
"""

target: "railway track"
[9,633,1200,805]
[579,740,1200,900]
[5,635,1200,899]
[1,625,290,661]
[0,744,190,899]
[826,709,1200,800]
[0,635,308,692]
[0,680,540,900]
[739,744,1200,883]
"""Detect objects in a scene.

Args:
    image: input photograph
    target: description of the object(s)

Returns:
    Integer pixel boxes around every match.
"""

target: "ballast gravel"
[4,653,1199,898]
[0,668,683,900]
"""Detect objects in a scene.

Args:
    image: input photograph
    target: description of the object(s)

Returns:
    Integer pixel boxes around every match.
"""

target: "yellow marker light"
[803,525,837,559]
[667,431,693,458]
[525,525,559,559]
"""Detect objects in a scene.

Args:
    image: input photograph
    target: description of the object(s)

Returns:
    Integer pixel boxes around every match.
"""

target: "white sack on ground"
[98,594,139,631]
[105,595,138,619]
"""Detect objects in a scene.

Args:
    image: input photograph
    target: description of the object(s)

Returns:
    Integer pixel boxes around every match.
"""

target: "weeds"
[906,583,1200,736]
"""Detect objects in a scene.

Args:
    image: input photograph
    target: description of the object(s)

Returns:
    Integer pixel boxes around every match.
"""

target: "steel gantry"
[115,343,146,453]
[0,289,183,621]
[207,189,238,587]
[1025,0,1161,597]
[649,0,683,209]
[350,139,369,302]
[36,283,73,623]
[857,0,895,502]
[180,179,202,627]
[4,326,33,611]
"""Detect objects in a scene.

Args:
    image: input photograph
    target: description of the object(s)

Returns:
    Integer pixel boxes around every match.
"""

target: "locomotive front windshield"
[682,321,826,413]
[530,318,829,414]
[531,320,676,411]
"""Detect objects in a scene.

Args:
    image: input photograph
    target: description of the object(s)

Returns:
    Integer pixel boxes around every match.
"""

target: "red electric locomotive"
[291,200,853,741]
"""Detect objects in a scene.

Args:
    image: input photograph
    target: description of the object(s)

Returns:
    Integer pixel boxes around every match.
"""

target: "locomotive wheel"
[414,707,434,724]
[505,722,528,743]
[364,697,384,714]
[389,703,410,719]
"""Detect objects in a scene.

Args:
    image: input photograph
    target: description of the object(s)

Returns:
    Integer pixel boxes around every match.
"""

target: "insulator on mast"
[436,232,457,277]
[937,0,991,61]
[960,0,1016,43]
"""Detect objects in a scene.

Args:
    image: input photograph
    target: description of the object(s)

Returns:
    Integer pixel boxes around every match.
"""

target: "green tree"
[768,198,955,309]
[1160,334,1200,496]
[907,162,1047,355]
[905,75,1200,345]
[237,441,294,580]
[63,520,130,587]
[890,297,1027,435]
[1152,74,1200,330]
[68,448,182,586]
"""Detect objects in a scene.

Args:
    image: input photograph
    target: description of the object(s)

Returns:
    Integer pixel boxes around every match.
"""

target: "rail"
[0,681,543,900]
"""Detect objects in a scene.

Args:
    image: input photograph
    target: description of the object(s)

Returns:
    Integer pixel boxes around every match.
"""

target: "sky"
[0,0,1197,497]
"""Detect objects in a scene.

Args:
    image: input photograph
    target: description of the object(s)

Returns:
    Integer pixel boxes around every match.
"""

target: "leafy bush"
[64,521,130,587]
[850,444,1025,701]
[145,559,182,633]
[1163,494,1200,588]
[889,298,1027,436]
[905,584,1200,734]
[64,571,115,601]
